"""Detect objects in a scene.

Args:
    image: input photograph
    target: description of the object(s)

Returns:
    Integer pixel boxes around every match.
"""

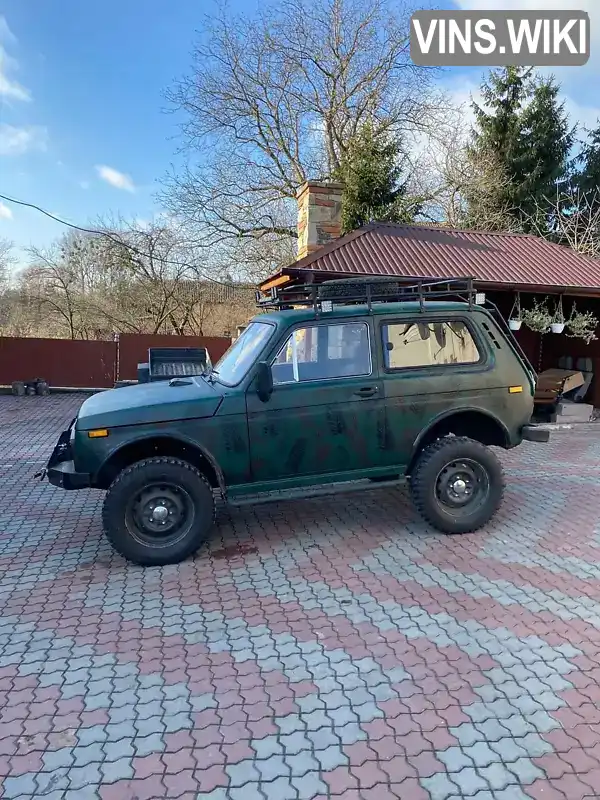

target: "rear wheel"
[102,457,215,566]
[410,436,504,534]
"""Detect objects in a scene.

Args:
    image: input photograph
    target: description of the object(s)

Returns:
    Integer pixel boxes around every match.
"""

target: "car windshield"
[213,321,274,386]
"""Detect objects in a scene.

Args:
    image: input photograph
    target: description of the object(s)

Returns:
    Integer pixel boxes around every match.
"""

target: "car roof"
[253,300,485,326]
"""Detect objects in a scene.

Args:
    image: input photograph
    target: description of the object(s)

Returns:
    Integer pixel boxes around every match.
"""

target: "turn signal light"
[508,386,523,394]
[88,429,109,438]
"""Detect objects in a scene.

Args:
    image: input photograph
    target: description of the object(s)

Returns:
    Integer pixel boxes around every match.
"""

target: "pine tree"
[336,122,417,234]
[468,68,574,230]
[471,66,529,172]
[574,122,600,199]
[467,67,530,228]
[518,77,575,219]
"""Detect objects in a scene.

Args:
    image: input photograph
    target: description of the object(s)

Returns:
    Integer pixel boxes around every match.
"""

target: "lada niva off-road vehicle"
[42,278,548,566]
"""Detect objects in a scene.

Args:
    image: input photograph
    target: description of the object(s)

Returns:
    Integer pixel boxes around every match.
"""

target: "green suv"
[43,278,548,566]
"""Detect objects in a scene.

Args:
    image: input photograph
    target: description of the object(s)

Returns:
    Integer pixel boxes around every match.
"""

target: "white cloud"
[95,165,136,192]
[453,0,600,89]
[0,45,30,102]
[0,123,47,156]
[563,97,600,134]
[0,17,30,102]
[442,76,482,125]
[0,201,12,221]
[0,16,17,45]
[455,0,598,36]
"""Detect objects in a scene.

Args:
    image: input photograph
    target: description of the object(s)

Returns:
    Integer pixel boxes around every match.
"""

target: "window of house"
[272,323,371,383]
[382,320,480,369]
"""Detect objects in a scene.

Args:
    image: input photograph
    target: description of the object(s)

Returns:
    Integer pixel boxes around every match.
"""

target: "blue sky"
[0,0,229,253]
[1,0,599,258]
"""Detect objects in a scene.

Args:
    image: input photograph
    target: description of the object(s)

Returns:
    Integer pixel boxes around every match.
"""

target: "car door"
[378,315,492,466]
[246,318,386,484]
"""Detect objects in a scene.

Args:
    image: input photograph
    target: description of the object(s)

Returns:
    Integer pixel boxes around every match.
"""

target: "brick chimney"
[296,181,344,260]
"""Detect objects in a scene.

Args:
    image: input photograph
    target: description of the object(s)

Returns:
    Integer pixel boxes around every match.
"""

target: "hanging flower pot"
[550,296,565,334]
[522,299,552,334]
[508,292,522,331]
[566,302,599,344]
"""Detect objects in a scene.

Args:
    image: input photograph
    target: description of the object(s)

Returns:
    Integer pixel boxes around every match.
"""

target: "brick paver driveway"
[1,393,600,799]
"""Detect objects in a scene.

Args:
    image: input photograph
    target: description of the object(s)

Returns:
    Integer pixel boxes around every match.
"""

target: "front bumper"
[47,460,91,490]
[522,424,550,443]
[40,419,91,490]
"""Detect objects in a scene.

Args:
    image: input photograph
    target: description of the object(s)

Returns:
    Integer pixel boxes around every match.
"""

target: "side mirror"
[256,361,273,403]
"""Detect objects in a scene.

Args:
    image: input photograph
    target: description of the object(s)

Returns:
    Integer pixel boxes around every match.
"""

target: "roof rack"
[255,276,479,313]
[255,275,536,378]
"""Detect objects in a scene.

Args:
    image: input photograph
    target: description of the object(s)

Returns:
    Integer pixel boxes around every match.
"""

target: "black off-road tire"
[410,436,505,534]
[102,457,215,566]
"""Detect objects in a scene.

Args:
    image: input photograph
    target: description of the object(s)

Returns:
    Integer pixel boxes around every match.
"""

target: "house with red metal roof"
[259,182,600,409]
[260,221,600,297]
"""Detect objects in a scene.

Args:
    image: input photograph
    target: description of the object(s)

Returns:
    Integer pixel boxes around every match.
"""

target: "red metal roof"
[265,223,600,294]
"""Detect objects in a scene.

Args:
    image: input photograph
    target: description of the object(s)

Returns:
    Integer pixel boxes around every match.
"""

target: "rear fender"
[407,408,511,474]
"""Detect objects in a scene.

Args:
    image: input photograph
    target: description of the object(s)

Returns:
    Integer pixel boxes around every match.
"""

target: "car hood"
[76,377,223,431]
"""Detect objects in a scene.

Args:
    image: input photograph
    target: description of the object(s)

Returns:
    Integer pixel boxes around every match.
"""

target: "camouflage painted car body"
[46,301,536,497]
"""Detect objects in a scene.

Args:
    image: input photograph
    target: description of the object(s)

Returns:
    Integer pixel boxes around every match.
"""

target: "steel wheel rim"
[434,458,490,517]
[126,482,195,548]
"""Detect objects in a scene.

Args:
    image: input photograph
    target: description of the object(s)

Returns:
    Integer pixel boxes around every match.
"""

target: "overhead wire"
[0,192,237,288]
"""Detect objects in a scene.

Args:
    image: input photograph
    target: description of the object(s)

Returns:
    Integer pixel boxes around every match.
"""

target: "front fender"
[94,432,226,492]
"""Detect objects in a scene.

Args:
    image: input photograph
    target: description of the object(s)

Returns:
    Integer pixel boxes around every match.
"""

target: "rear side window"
[382,320,480,370]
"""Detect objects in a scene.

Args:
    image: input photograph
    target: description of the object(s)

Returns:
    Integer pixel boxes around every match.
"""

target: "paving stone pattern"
[0,393,600,798]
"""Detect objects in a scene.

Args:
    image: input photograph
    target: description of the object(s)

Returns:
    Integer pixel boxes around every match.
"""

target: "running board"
[227,477,406,507]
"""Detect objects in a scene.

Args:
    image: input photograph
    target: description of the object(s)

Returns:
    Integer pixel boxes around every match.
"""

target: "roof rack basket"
[256,276,478,313]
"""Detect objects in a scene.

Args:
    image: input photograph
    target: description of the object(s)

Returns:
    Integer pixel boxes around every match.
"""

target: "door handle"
[354,386,379,398]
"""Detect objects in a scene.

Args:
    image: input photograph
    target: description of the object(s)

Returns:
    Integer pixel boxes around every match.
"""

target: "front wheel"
[410,437,505,534]
[102,457,215,566]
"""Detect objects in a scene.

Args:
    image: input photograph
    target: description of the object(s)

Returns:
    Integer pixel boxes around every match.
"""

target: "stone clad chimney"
[296,181,344,260]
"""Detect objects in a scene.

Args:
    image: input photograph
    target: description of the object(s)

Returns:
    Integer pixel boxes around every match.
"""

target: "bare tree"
[0,239,19,334]
[525,187,600,258]
[86,219,196,335]
[413,110,520,232]
[23,235,100,339]
[5,222,256,339]
[164,0,441,277]
[0,238,14,293]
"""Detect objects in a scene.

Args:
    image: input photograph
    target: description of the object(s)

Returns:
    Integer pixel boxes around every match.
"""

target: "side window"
[382,320,480,369]
[272,323,371,383]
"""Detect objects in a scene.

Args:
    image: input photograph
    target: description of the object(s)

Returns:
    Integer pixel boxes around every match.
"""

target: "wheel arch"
[95,435,225,491]
[407,409,510,476]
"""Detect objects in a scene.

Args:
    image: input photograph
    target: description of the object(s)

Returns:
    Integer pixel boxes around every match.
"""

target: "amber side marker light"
[508,386,523,394]
[88,429,109,438]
